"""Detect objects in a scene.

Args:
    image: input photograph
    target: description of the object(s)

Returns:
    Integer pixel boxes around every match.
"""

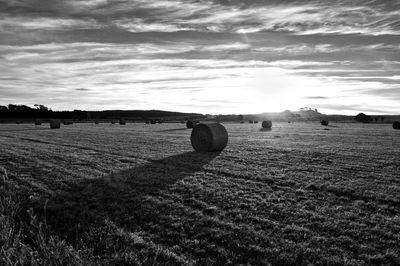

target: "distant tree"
[283,110,292,117]
[72,110,89,120]
[8,104,32,112]
[34,104,51,112]
[354,113,373,123]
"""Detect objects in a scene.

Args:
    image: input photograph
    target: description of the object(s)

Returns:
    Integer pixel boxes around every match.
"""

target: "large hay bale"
[186,120,198,129]
[262,120,272,129]
[321,120,329,126]
[50,119,61,129]
[191,123,228,152]
[393,121,400,130]
[119,119,126,125]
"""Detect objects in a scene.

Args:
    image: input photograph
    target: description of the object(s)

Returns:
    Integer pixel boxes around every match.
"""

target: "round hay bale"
[34,120,42,125]
[249,120,253,124]
[50,119,61,129]
[262,120,272,129]
[157,120,163,124]
[321,120,329,126]
[191,123,228,152]
[119,119,126,125]
[145,121,150,124]
[150,120,156,124]
[254,121,258,124]
[240,121,244,124]
[94,121,99,124]
[393,121,400,130]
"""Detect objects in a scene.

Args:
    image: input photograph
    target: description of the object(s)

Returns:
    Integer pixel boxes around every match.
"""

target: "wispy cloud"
[0,0,399,114]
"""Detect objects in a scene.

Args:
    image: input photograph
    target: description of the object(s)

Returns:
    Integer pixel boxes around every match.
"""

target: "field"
[1,122,399,265]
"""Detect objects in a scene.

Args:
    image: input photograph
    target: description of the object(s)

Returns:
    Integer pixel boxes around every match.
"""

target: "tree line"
[0,104,204,122]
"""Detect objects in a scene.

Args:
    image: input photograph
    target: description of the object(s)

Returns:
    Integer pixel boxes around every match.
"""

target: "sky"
[0,0,399,115]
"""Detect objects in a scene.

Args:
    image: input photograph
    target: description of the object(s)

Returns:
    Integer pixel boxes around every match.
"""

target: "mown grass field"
[1,122,399,265]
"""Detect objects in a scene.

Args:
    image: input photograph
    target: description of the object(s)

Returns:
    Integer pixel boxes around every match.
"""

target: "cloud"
[0,16,101,31]
[0,0,399,114]
[305,96,329,99]
[1,0,399,35]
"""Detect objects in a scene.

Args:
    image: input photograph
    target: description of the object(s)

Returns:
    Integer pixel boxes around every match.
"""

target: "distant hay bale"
[157,120,163,124]
[262,120,272,129]
[50,119,61,129]
[34,120,42,125]
[63,121,73,125]
[95,121,99,124]
[249,120,253,124]
[321,120,329,126]
[393,121,400,130]
[240,121,244,124]
[191,123,228,152]
[150,120,156,124]
[254,121,258,124]
[111,120,115,124]
[145,121,150,124]
[186,120,199,129]
[119,119,126,125]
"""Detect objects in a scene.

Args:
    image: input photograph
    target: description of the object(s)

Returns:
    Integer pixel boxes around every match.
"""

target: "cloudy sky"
[1,0,399,114]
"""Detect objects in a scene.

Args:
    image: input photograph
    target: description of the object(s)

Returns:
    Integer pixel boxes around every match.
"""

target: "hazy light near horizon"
[0,0,399,115]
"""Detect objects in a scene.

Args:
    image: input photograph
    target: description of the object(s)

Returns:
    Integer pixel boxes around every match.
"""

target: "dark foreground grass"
[0,168,88,265]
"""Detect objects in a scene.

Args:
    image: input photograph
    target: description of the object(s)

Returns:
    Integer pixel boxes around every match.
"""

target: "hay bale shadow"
[42,151,220,241]
[260,128,272,132]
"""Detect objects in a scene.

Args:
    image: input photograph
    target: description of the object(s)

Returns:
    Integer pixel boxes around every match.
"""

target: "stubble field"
[1,122,399,265]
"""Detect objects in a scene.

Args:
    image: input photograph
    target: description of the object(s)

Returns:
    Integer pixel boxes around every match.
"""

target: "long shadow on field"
[43,151,220,241]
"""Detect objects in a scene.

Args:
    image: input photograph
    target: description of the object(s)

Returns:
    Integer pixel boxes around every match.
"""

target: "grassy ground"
[0,122,399,265]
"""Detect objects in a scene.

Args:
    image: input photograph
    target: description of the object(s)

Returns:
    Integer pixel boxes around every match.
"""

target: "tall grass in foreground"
[0,167,167,265]
[0,167,86,265]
